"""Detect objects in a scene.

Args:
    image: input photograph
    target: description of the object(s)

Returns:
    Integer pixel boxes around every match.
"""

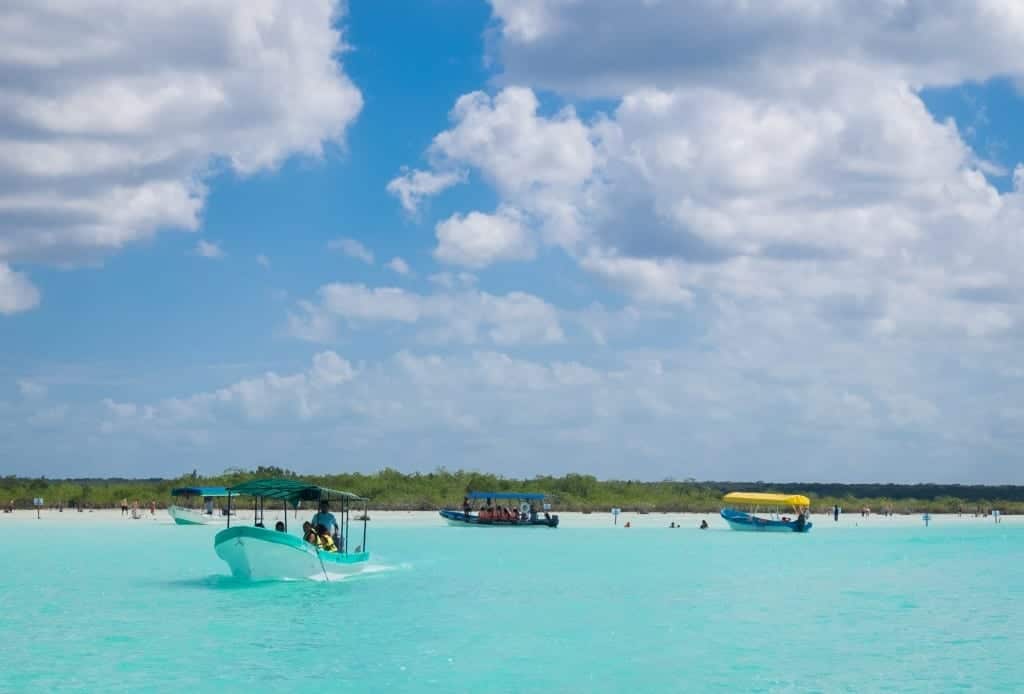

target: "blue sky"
[3,1,1024,482]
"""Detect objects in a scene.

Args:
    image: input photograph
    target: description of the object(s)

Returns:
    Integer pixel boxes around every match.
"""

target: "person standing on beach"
[833,504,840,522]
[120,498,128,517]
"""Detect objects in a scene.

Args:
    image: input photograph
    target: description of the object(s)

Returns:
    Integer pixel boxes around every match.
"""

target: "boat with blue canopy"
[214,478,370,581]
[720,492,812,533]
[439,491,559,527]
[168,486,230,525]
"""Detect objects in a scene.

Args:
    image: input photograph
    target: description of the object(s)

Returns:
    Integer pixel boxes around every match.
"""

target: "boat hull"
[720,509,812,533]
[168,505,222,526]
[214,526,369,581]
[439,509,559,527]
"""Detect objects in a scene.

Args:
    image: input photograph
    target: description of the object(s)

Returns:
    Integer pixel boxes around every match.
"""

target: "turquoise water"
[2,521,1022,692]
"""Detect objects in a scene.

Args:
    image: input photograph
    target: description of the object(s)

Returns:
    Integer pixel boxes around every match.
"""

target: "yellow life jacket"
[318,533,337,552]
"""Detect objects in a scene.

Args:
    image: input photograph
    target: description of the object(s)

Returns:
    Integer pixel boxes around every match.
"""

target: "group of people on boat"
[301,521,339,551]
[463,497,550,523]
[301,500,342,552]
[249,499,364,553]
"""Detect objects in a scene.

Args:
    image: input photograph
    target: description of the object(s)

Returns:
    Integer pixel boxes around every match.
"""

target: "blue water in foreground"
[1,519,1021,692]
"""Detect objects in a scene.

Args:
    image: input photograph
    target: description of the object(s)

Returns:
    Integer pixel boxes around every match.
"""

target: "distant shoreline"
[4,469,1023,515]
[0,508,1017,529]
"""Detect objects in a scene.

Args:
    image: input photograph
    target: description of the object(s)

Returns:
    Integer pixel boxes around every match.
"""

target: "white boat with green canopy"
[168,486,230,526]
[214,478,370,581]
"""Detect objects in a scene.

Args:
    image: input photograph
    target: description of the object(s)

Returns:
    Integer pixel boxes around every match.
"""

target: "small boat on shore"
[720,492,812,533]
[168,486,230,525]
[440,491,559,527]
[214,478,370,581]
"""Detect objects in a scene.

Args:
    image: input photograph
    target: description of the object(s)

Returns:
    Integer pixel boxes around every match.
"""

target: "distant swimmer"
[624,521,631,528]
[699,520,709,529]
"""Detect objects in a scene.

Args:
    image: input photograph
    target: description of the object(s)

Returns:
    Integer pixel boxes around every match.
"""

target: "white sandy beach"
[0,507,1016,529]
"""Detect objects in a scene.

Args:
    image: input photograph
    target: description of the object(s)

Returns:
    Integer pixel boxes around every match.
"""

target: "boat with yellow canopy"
[720,492,812,533]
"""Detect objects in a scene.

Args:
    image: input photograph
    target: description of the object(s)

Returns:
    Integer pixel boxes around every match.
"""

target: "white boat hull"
[214,526,369,581]
[168,505,223,526]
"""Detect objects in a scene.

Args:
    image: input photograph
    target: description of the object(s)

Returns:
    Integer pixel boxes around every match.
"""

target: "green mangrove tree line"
[2,467,1021,514]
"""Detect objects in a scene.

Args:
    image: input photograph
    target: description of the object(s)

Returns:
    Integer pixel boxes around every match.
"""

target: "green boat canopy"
[467,491,545,500]
[228,478,367,503]
[170,486,228,497]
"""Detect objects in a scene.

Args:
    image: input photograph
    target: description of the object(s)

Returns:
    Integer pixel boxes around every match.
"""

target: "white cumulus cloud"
[387,257,411,275]
[328,238,374,264]
[434,207,535,268]
[0,0,363,310]
[289,282,564,345]
[17,379,47,399]
[101,351,355,429]
[0,263,40,314]
[386,168,465,213]
[195,240,224,259]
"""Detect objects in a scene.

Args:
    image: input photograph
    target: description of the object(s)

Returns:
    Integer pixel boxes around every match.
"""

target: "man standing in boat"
[312,500,341,550]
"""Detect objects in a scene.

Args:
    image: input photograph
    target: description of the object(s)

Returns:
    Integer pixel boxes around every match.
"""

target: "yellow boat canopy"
[723,492,810,508]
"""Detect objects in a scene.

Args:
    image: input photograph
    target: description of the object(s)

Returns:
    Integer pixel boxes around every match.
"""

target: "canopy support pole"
[344,498,350,555]
[362,500,368,552]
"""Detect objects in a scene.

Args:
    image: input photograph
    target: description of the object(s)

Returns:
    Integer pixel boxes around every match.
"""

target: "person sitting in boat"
[462,496,472,516]
[302,521,320,546]
[312,500,338,535]
[312,500,342,547]
[529,503,538,522]
[794,512,807,532]
[316,524,338,552]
